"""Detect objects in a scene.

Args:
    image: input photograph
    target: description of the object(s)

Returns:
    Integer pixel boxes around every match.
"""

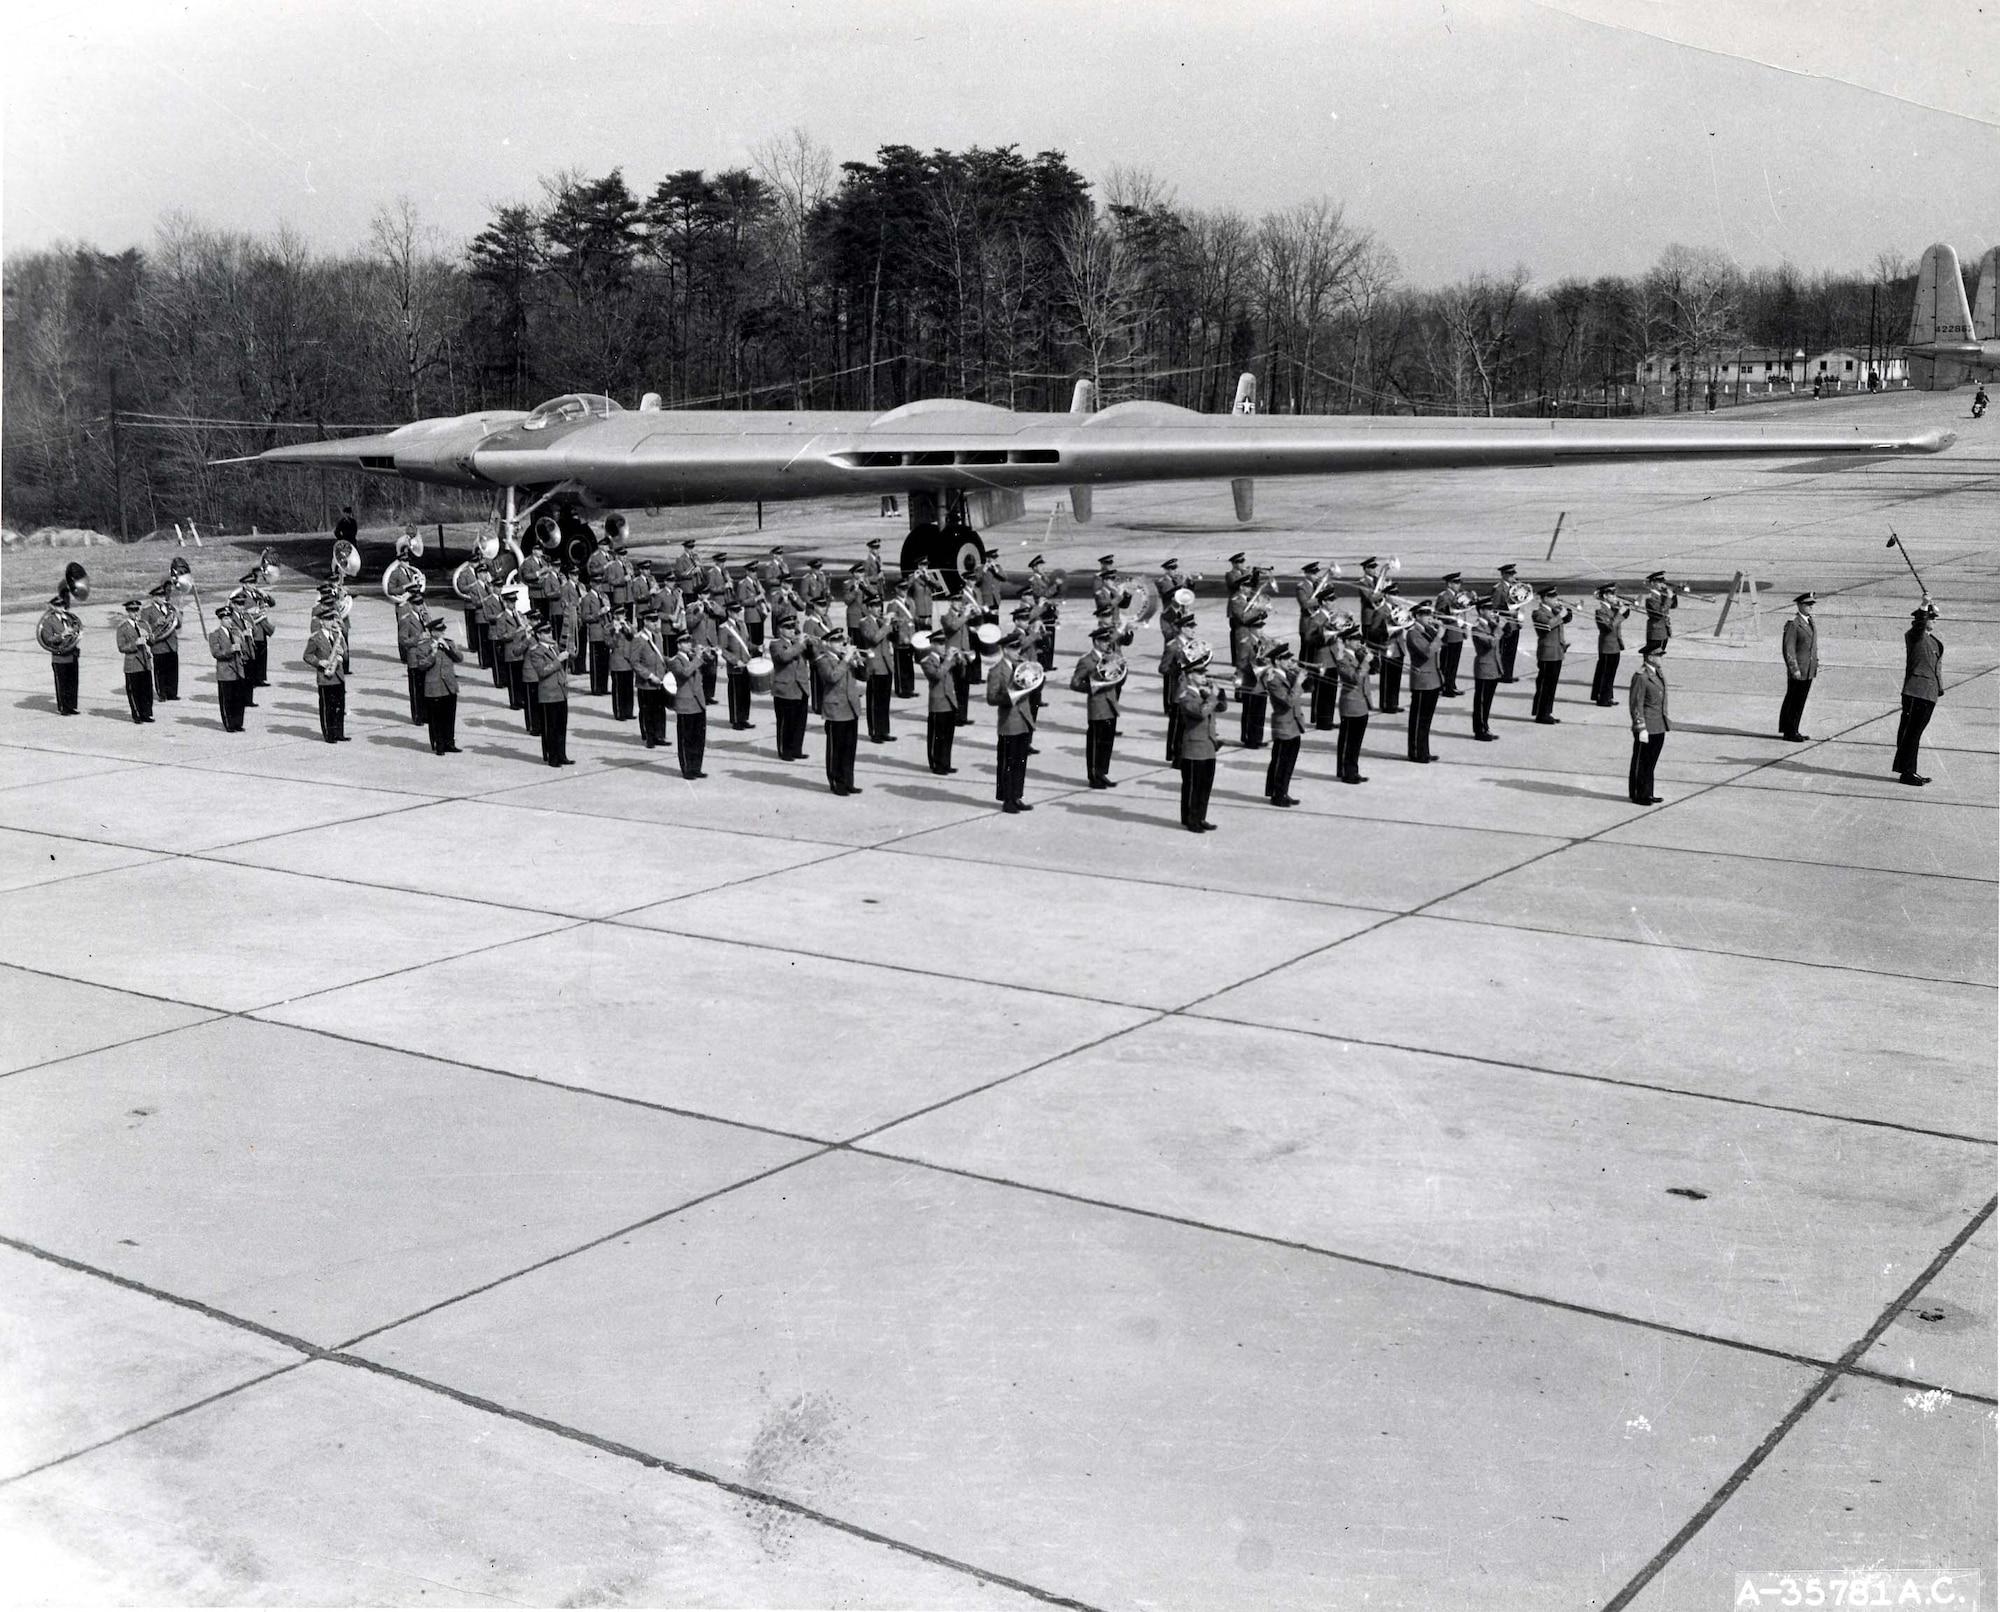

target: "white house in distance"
[1637,347,1909,403]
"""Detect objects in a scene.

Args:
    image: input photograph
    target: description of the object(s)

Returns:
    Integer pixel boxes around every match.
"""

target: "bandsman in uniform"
[769,613,812,760]
[236,576,274,703]
[140,568,187,701]
[491,593,528,711]
[528,624,573,766]
[579,580,612,695]
[856,595,895,741]
[758,545,792,598]
[207,604,250,732]
[814,627,864,795]
[477,571,508,682]
[603,517,635,620]
[1092,556,1124,624]
[1628,644,1669,804]
[937,590,975,725]
[1469,598,1503,741]
[1893,601,1943,786]
[736,564,768,651]
[689,585,724,705]
[1332,618,1375,783]
[799,556,831,614]
[987,630,1039,813]
[1433,572,1469,696]
[37,564,86,715]
[721,603,756,730]
[116,598,155,723]
[1493,562,1526,681]
[1228,568,1272,748]
[385,530,428,606]
[1071,623,1127,788]
[630,610,671,749]
[303,603,348,742]
[860,535,887,594]
[1779,591,1818,741]
[1356,559,1403,714]
[671,536,702,593]
[395,585,430,724]
[922,630,966,775]
[1590,583,1627,706]
[410,614,463,754]
[1403,600,1443,762]
[627,557,657,626]
[665,629,713,779]
[1174,639,1226,831]
[464,561,491,665]
[1014,603,1049,719]
[1643,570,1678,654]
[1223,550,1252,595]
[1529,583,1571,723]
[1261,642,1304,806]
[908,558,944,630]
[888,578,919,699]
[1304,594,1339,731]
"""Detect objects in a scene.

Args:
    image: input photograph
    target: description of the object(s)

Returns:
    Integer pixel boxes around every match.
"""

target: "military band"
[39,524,1944,836]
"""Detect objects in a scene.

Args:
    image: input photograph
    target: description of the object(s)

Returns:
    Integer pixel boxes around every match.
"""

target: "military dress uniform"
[1893,610,1944,785]
[1529,589,1570,723]
[888,591,918,699]
[770,626,812,759]
[1229,580,1271,747]
[630,625,670,748]
[37,596,83,715]
[938,597,975,725]
[395,594,430,724]
[987,645,1038,813]
[411,623,463,754]
[722,616,756,730]
[1159,631,1190,761]
[1174,663,1225,831]
[139,590,183,701]
[666,642,710,779]
[1072,631,1126,788]
[815,637,863,795]
[1356,567,1399,713]
[1261,649,1304,805]
[477,583,508,682]
[923,645,962,774]
[492,605,528,711]
[528,634,572,766]
[303,615,347,742]
[1433,574,1468,696]
[1643,574,1677,654]
[1590,589,1626,705]
[1494,566,1524,681]
[736,571,768,650]
[1469,610,1502,741]
[1333,635,1374,783]
[856,606,895,741]
[1628,656,1670,804]
[1303,603,1339,730]
[581,585,613,694]
[115,606,155,723]
[1779,596,1819,741]
[689,596,723,705]
[607,611,637,722]
[1403,610,1444,761]
[207,613,249,732]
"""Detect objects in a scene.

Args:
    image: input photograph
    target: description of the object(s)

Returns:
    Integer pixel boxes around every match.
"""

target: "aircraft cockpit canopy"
[521,394,624,430]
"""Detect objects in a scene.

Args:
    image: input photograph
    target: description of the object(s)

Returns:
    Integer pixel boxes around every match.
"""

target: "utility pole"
[109,366,129,541]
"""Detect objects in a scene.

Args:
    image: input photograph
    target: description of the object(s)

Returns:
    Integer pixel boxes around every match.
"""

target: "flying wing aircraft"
[1905,242,2000,388]
[226,372,1953,574]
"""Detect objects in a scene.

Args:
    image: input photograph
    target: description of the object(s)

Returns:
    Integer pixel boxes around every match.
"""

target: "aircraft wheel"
[941,530,987,579]
[898,526,942,575]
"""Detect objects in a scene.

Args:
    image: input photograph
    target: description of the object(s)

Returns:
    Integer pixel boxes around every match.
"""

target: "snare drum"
[745,654,775,694]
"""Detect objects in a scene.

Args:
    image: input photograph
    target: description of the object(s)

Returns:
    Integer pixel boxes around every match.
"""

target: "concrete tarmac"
[0,386,1994,1607]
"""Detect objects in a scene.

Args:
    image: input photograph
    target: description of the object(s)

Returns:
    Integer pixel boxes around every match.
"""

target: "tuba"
[332,537,361,579]
[62,561,91,605]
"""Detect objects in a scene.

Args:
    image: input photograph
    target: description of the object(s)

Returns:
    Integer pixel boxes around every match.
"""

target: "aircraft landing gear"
[898,490,987,580]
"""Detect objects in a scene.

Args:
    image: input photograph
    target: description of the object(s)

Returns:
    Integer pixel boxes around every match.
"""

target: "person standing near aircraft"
[1893,602,1944,786]
[1433,572,1468,698]
[1778,592,1818,741]
[411,614,463,755]
[207,605,250,733]
[665,631,710,780]
[1073,624,1127,788]
[116,598,154,724]
[630,611,670,749]
[1174,641,1226,832]
[1493,563,1525,682]
[769,615,812,761]
[1529,584,1570,724]
[1403,601,1443,761]
[815,628,863,795]
[1643,571,1678,654]
[922,633,963,775]
[303,602,347,743]
[1261,643,1304,806]
[37,565,86,716]
[988,633,1038,814]
[1628,645,1669,804]
[1332,621,1374,784]
[1590,584,1627,706]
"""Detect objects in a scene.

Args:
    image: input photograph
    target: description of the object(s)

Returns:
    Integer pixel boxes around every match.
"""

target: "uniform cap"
[1498,563,1518,575]
[1361,555,1380,569]
[806,557,823,567]
[999,630,1023,648]
[1098,554,1116,567]
[1646,570,1667,581]
[1537,583,1558,597]
[1794,591,1816,606]
[1414,600,1435,614]
[1090,625,1116,642]
[1440,570,1461,583]
[1269,641,1294,659]
[1596,583,1617,595]
[1228,551,1247,564]
[1161,558,1180,569]
[1029,554,1045,566]
[865,537,882,550]
[1301,561,1321,575]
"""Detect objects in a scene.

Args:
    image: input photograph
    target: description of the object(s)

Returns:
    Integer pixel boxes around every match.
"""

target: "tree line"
[2,130,1932,536]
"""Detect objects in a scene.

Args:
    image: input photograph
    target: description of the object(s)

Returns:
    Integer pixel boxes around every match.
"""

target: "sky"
[5,0,1996,286]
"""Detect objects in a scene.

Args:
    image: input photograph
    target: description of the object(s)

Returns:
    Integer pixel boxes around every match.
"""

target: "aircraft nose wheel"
[899,526,987,577]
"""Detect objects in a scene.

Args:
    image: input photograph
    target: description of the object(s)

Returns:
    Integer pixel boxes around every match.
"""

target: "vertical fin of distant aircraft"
[1974,246,1999,342]
[1230,375,1256,520]
[1069,377,1095,522]
[1908,243,1975,389]
[1233,373,1257,414]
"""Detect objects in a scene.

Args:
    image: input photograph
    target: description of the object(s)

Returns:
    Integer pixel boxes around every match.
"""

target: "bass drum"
[745,655,775,694]
[972,621,1003,656]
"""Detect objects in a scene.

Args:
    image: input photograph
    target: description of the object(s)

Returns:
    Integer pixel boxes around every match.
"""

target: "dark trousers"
[539,699,569,765]
[809,659,825,716]
[611,670,636,721]
[866,673,893,740]
[464,610,482,658]
[953,662,973,725]
[747,618,765,650]
[1337,713,1368,781]
[250,640,269,689]
[676,710,707,778]
[215,679,246,732]
[1590,652,1621,705]
[1439,640,1463,695]
[701,659,717,704]
[1629,732,1664,801]
[51,660,79,714]
[1531,658,1563,719]
[996,730,1032,805]
[1472,678,1498,738]
[568,637,587,675]
[926,709,957,774]
[1165,704,1183,764]
[125,670,154,723]
[589,640,610,695]
[775,695,808,759]
[1038,636,1056,672]
[153,649,180,701]
[1178,757,1217,828]
[1377,655,1402,713]
[504,658,525,709]
[1310,671,1337,730]
[524,682,542,736]
[1498,626,1520,681]
[894,643,915,699]
[1779,677,1813,738]
[1893,697,1935,776]
[489,647,507,688]
[824,717,858,792]
[426,692,458,754]
[405,667,427,724]
[1265,735,1300,800]
[726,664,752,729]
[316,682,345,742]
[1238,690,1267,748]
[1407,687,1439,759]
[637,688,668,747]
[1086,718,1117,784]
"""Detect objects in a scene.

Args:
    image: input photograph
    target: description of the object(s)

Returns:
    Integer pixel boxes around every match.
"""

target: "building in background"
[1637,348,1908,406]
